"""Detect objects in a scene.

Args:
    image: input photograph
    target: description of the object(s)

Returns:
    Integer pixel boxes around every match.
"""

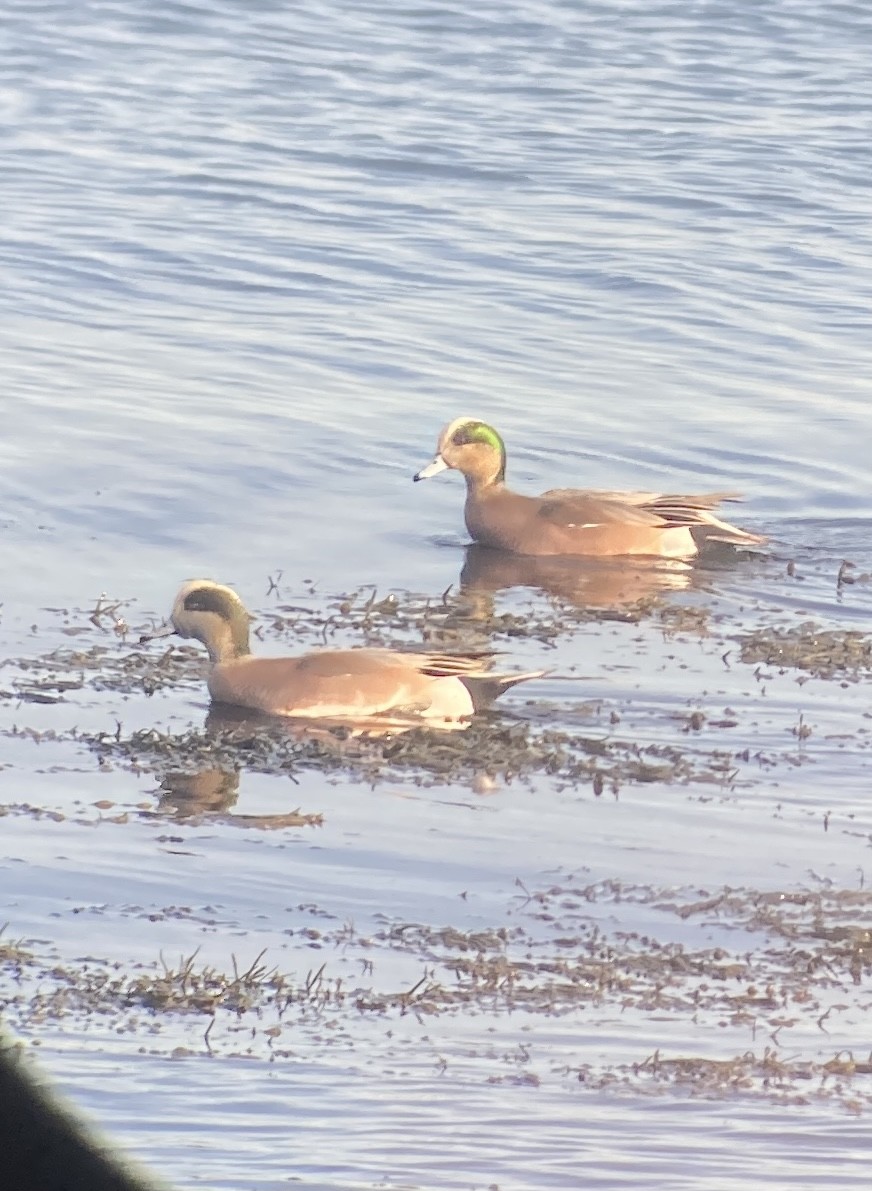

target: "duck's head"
[142,580,253,663]
[414,417,507,488]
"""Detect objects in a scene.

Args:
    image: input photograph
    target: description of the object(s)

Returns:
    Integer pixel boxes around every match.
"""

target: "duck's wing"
[212,649,544,721]
[212,650,500,717]
[538,488,746,530]
[208,652,419,717]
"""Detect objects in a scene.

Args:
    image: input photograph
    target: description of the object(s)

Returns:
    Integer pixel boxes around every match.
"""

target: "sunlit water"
[2,0,872,1187]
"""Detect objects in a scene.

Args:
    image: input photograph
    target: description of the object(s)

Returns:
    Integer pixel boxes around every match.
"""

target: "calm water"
[2,0,872,1187]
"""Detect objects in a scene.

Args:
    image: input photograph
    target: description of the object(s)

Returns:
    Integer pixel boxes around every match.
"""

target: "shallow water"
[3,0,872,1187]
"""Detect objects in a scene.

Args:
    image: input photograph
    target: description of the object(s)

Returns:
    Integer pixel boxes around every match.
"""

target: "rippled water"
[2,1,872,1188]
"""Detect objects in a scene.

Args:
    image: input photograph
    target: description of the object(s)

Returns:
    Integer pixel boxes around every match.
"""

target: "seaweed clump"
[739,622,872,680]
[76,712,738,794]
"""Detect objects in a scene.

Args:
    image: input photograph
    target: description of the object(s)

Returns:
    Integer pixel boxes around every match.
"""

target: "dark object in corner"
[0,1033,168,1191]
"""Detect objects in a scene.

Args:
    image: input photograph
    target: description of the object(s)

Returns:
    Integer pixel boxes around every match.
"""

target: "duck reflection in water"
[153,701,453,826]
[154,706,334,824]
[458,542,702,614]
[157,766,241,818]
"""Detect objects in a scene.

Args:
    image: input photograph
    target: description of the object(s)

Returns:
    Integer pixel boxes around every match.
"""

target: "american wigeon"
[143,580,543,724]
[414,416,767,559]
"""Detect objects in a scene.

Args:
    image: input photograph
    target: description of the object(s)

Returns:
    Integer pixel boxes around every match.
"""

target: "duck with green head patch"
[414,416,767,559]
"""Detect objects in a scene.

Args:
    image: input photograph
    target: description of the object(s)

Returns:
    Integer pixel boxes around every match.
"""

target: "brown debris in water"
[739,621,872,680]
[263,582,664,651]
[4,877,872,1109]
[74,713,738,793]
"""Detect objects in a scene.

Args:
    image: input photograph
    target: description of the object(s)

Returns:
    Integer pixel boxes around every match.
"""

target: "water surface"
[2,0,872,1187]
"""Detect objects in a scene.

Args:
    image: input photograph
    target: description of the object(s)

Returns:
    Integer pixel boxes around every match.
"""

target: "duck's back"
[464,482,763,558]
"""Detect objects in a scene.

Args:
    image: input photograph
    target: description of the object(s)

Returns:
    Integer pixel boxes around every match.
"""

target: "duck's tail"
[461,668,547,711]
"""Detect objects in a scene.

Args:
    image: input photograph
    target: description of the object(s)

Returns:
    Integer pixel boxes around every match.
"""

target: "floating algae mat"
[739,621,872,680]
[4,876,872,1112]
